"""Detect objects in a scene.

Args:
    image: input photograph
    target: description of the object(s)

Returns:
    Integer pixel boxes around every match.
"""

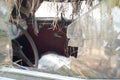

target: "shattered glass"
[67,2,120,78]
[0,0,13,66]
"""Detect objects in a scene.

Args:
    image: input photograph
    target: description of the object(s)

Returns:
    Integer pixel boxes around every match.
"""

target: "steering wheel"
[13,23,39,68]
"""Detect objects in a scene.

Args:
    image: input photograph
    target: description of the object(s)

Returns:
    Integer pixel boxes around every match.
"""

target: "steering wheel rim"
[14,23,39,68]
